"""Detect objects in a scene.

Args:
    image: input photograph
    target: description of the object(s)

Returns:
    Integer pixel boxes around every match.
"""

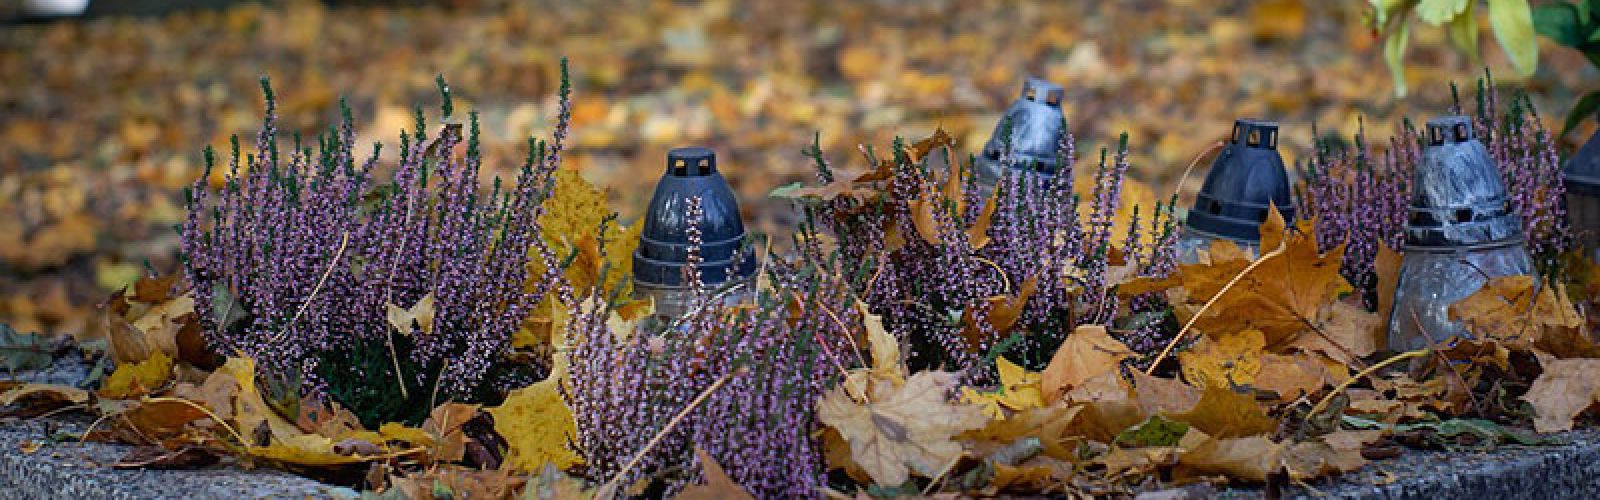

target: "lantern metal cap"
[633,147,757,287]
[1403,115,1523,250]
[665,146,717,176]
[975,77,1069,183]
[1182,118,1295,243]
[1564,129,1600,196]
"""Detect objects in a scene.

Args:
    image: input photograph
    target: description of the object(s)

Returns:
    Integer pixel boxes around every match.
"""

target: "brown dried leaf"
[1168,386,1277,438]
[676,447,756,500]
[1040,325,1134,404]
[816,370,988,486]
[1524,353,1600,433]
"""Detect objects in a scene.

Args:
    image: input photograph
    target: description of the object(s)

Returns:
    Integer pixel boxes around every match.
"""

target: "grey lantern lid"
[1183,119,1296,243]
[1565,128,1600,196]
[1403,116,1523,250]
[975,78,1068,183]
[633,147,758,287]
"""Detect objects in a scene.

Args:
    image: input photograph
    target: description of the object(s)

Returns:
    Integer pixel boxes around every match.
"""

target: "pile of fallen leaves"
[803,205,1595,497]
[5,178,1599,498]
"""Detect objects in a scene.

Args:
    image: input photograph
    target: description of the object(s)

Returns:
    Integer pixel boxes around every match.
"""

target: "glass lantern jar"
[1387,116,1534,351]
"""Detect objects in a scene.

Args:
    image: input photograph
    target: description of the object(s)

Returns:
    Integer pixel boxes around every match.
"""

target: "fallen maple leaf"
[1179,329,1265,389]
[1174,434,1284,483]
[1040,325,1134,403]
[421,403,480,463]
[966,192,998,249]
[1523,352,1600,433]
[676,447,756,500]
[1129,370,1201,416]
[100,350,174,399]
[1449,275,1584,349]
[488,376,583,472]
[1168,386,1277,438]
[961,357,1045,418]
[858,300,903,385]
[1175,207,1355,346]
[386,293,436,336]
[817,370,987,486]
[908,188,944,246]
[1253,352,1341,401]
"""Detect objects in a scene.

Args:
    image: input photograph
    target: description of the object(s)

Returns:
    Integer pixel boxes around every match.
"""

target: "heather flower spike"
[180,63,574,426]
[632,146,759,318]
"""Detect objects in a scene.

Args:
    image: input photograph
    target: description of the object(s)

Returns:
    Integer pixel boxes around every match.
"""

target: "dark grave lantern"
[1175,119,1295,262]
[632,147,758,318]
[1564,129,1600,260]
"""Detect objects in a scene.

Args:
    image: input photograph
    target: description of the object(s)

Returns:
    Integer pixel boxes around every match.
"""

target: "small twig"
[971,256,1012,295]
[1146,240,1288,374]
[1307,349,1430,420]
[816,301,869,368]
[922,453,964,495]
[790,293,857,390]
[606,371,737,491]
[271,231,350,344]
[1411,308,1483,418]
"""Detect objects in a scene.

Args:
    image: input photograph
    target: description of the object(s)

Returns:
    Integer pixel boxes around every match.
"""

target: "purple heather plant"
[795,128,1180,373]
[564,226,855,497]
[1301,74,1572,303]
[180,67,573,424]
[1298,118,1415,307]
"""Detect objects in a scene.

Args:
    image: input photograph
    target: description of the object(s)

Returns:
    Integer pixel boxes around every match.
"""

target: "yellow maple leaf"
[1178,329,1265,389]
[99,350,173,399]
[533,167,641,299]
[488,377,583,472]
[961,357,1044,419]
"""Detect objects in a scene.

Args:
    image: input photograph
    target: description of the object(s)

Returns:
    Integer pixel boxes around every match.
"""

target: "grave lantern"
[974,78,1068,195]
[1175,119,1295,262]
[632,147,759,318]
[1387,116,1534,351]
[1564,129,1600,259]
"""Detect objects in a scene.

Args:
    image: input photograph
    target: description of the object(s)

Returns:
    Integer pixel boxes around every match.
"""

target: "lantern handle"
[1168,139,1228,204]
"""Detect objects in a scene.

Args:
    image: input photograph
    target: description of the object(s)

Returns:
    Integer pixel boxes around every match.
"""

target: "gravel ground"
[0,418,356,500]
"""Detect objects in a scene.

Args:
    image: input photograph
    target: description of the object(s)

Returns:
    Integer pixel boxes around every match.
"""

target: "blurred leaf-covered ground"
[0,0,1593,339]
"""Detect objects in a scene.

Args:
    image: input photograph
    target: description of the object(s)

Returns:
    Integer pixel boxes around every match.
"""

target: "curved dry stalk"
[816,300,869,368]
[1306,349,1429,420]
[1145,240,1288,374]
[1168,140,1226,202]
[271,231,350,344]
[971,256,1012,295]
[605,371,737,494]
